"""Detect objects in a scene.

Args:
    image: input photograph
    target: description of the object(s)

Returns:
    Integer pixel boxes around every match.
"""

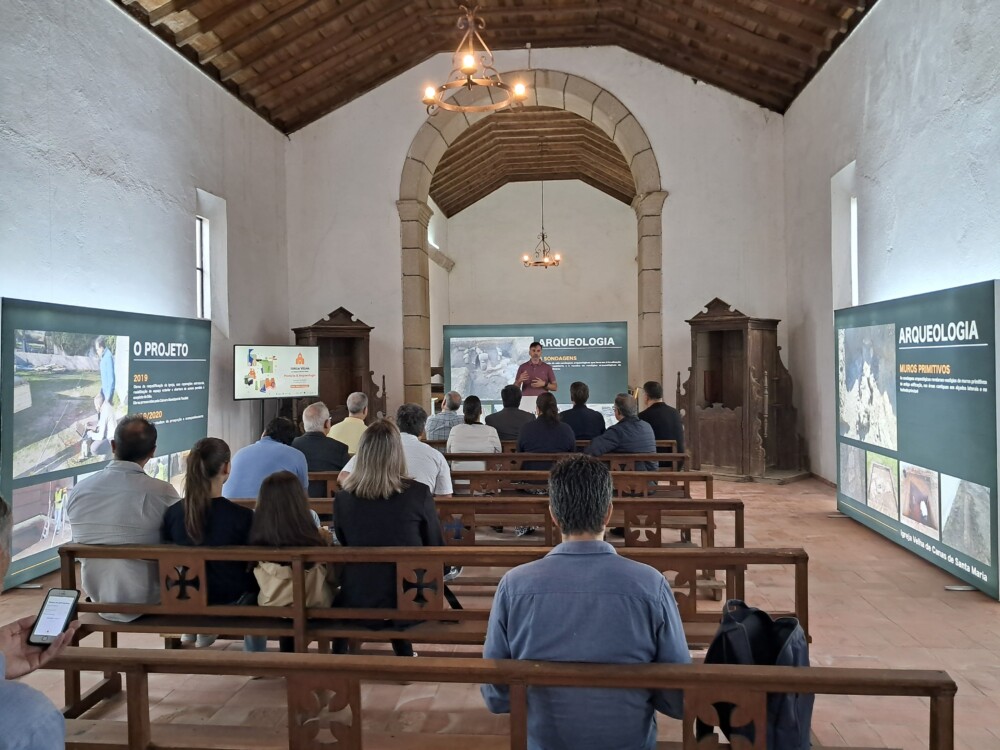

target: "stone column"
[398,199,434,407]
[633,190,667,385]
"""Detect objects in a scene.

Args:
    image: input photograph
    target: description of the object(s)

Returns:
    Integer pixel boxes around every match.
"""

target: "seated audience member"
[65,415,180,622]
[246,471,334,653]
[485,384,535,440]
[221,417,308,499]
[0,496,80,750]
[560,381,607,440]
[584,393,657,468]
[161,437,256,647]
[293,402,349,497]
[517,392,576,469]
[638,380,685,453]
[425,390,464,441]
[333,420,445,657]
[481,456,690,748]
[339,403,452,497]
[447,395,502,471]
[327,392,369,454]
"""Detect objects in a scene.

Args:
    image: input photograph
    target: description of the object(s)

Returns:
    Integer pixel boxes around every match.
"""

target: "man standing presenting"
[327,392,369,454]
[481,456,689,749]
[65,416,180,621]
[425,391,463,441]
[95,335,115,405]
[515,342,557,397]
[293,402,349,497]
[638,381,685,453]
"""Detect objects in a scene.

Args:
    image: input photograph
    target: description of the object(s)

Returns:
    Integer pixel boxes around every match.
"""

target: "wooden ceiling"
[116,0,876,133]
[430,107,635,217]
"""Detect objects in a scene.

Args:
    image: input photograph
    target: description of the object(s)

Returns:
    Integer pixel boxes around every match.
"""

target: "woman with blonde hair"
[161,437,255,647]
[333,419,444,656]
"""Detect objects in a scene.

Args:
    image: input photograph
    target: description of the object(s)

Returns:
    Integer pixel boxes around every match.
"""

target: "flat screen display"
[234,345,319,400]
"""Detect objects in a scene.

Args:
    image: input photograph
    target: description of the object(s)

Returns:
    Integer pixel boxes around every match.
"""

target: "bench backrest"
[449,470,713,498]
[426,439,679,453]
[49,648,956,750]
[441,452,688,470]
[59,543,806,637]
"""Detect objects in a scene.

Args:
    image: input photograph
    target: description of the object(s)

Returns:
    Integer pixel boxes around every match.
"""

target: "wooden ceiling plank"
[220,0,377,81]
[647,0,819,67]
[199,0,328,64]
[428,3,607,18]
[437,122,625,165]
[174,0,256,46]
[610,14,797,97]
[751,0,847,31]
[619,5,805,83]
[611,24,789,109]
[262,17,434,112]
[148,0,202,26]
[709,0,833,50]
[437,142,631,184]
[245,1,419,98]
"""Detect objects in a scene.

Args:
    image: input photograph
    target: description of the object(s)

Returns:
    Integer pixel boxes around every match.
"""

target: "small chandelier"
[522,178,561,269]
[422,5,528,115]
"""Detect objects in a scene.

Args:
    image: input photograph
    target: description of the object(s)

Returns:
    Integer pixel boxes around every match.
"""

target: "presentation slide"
[233,345,319,400]
[1,298,211,586]
[444,322,628,423]
[835,280,1000,598]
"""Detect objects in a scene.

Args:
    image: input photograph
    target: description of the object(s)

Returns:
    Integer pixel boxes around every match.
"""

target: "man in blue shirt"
[584,392,657,470]
[481,455,690,749]
[0,496,79,749]
[222,417,309,498]
[95,335,115,404]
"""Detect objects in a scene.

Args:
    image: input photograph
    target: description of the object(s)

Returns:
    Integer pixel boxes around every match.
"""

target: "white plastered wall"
[445,180,640,384]
[287,46,785,413]
[0,0,289,451]
[427,198,451,373]
[785,0,1000,480]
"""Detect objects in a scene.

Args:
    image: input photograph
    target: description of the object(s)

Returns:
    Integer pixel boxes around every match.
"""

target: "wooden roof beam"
[219,0,380,82]
[174,0,249,46]
[751,0,848,31]
[702,0,833,50]
[199,0,328,65]
[148,0,202,27]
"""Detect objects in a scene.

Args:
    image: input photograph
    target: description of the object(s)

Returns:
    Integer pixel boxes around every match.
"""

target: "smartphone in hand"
[27,588,80,647]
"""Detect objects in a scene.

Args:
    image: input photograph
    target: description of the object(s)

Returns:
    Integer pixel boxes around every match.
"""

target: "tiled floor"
[3,478,999,748]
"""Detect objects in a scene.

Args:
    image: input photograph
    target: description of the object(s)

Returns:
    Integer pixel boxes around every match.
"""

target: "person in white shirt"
[447,396,501,471]
[65,415,180,622]
[339,403,452,497]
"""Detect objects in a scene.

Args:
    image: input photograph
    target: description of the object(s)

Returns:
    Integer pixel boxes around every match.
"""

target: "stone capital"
[396,199,434,226]
[631,190,668,219]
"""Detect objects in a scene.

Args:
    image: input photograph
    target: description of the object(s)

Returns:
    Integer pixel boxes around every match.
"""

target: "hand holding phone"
[0,603,79,680]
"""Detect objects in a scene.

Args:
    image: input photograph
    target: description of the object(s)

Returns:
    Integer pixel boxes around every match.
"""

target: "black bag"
[696,599,813,750]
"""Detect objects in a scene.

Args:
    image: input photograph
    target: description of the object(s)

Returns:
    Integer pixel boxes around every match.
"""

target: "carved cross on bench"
[398,564,444,610]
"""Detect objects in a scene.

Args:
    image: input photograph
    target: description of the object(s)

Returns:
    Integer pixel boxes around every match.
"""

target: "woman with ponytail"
[162,437,255,646]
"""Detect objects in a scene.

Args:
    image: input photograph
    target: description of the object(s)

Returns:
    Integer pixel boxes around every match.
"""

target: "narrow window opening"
[196,215,211,319]
[849,195,859,306]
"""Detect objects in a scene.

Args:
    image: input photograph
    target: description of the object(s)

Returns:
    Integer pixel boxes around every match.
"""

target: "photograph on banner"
[12,331,130,479]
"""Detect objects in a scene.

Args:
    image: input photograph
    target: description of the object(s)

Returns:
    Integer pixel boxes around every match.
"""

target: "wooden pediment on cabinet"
[292,308,374,339]
[687,298,747,324]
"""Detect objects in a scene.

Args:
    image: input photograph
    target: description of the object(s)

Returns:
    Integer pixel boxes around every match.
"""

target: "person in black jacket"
[162,437,255,647]
[638,381,684,453]
[333,419,445,657]
[559,381,607,441]
[485,384,535,441]
[292,402,349,497]
[517,393,576,468]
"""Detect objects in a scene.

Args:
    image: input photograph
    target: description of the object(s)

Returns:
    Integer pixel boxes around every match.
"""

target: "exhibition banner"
[233,345,319,400]
[1,299,211,586]
[444,322,628,423]
[835,281,1000,598]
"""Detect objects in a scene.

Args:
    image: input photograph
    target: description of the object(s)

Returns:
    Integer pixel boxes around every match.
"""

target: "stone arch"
[398,70,665,406]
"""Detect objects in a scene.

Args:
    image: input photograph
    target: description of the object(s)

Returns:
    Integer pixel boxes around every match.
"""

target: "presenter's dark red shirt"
[516,360,556,396]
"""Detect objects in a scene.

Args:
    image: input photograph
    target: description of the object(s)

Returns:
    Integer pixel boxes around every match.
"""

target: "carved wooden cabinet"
[676,299,804,479]
[292,308,386,424]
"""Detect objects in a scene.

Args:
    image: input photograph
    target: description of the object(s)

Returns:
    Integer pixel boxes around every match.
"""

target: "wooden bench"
[427,438,679,453]
[449,469,713,498]
[441,451,689,470]
[58,544,808,715]
[51,648,956,750]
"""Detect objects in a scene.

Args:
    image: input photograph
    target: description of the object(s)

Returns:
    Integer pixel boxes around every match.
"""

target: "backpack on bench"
[696,599,813,750]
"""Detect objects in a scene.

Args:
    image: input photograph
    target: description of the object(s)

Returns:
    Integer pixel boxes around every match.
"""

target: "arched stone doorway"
[398,70,665,406]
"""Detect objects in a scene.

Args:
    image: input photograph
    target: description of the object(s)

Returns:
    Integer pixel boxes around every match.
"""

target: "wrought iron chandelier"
[522,177,561,269]
[422,5,528,115]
